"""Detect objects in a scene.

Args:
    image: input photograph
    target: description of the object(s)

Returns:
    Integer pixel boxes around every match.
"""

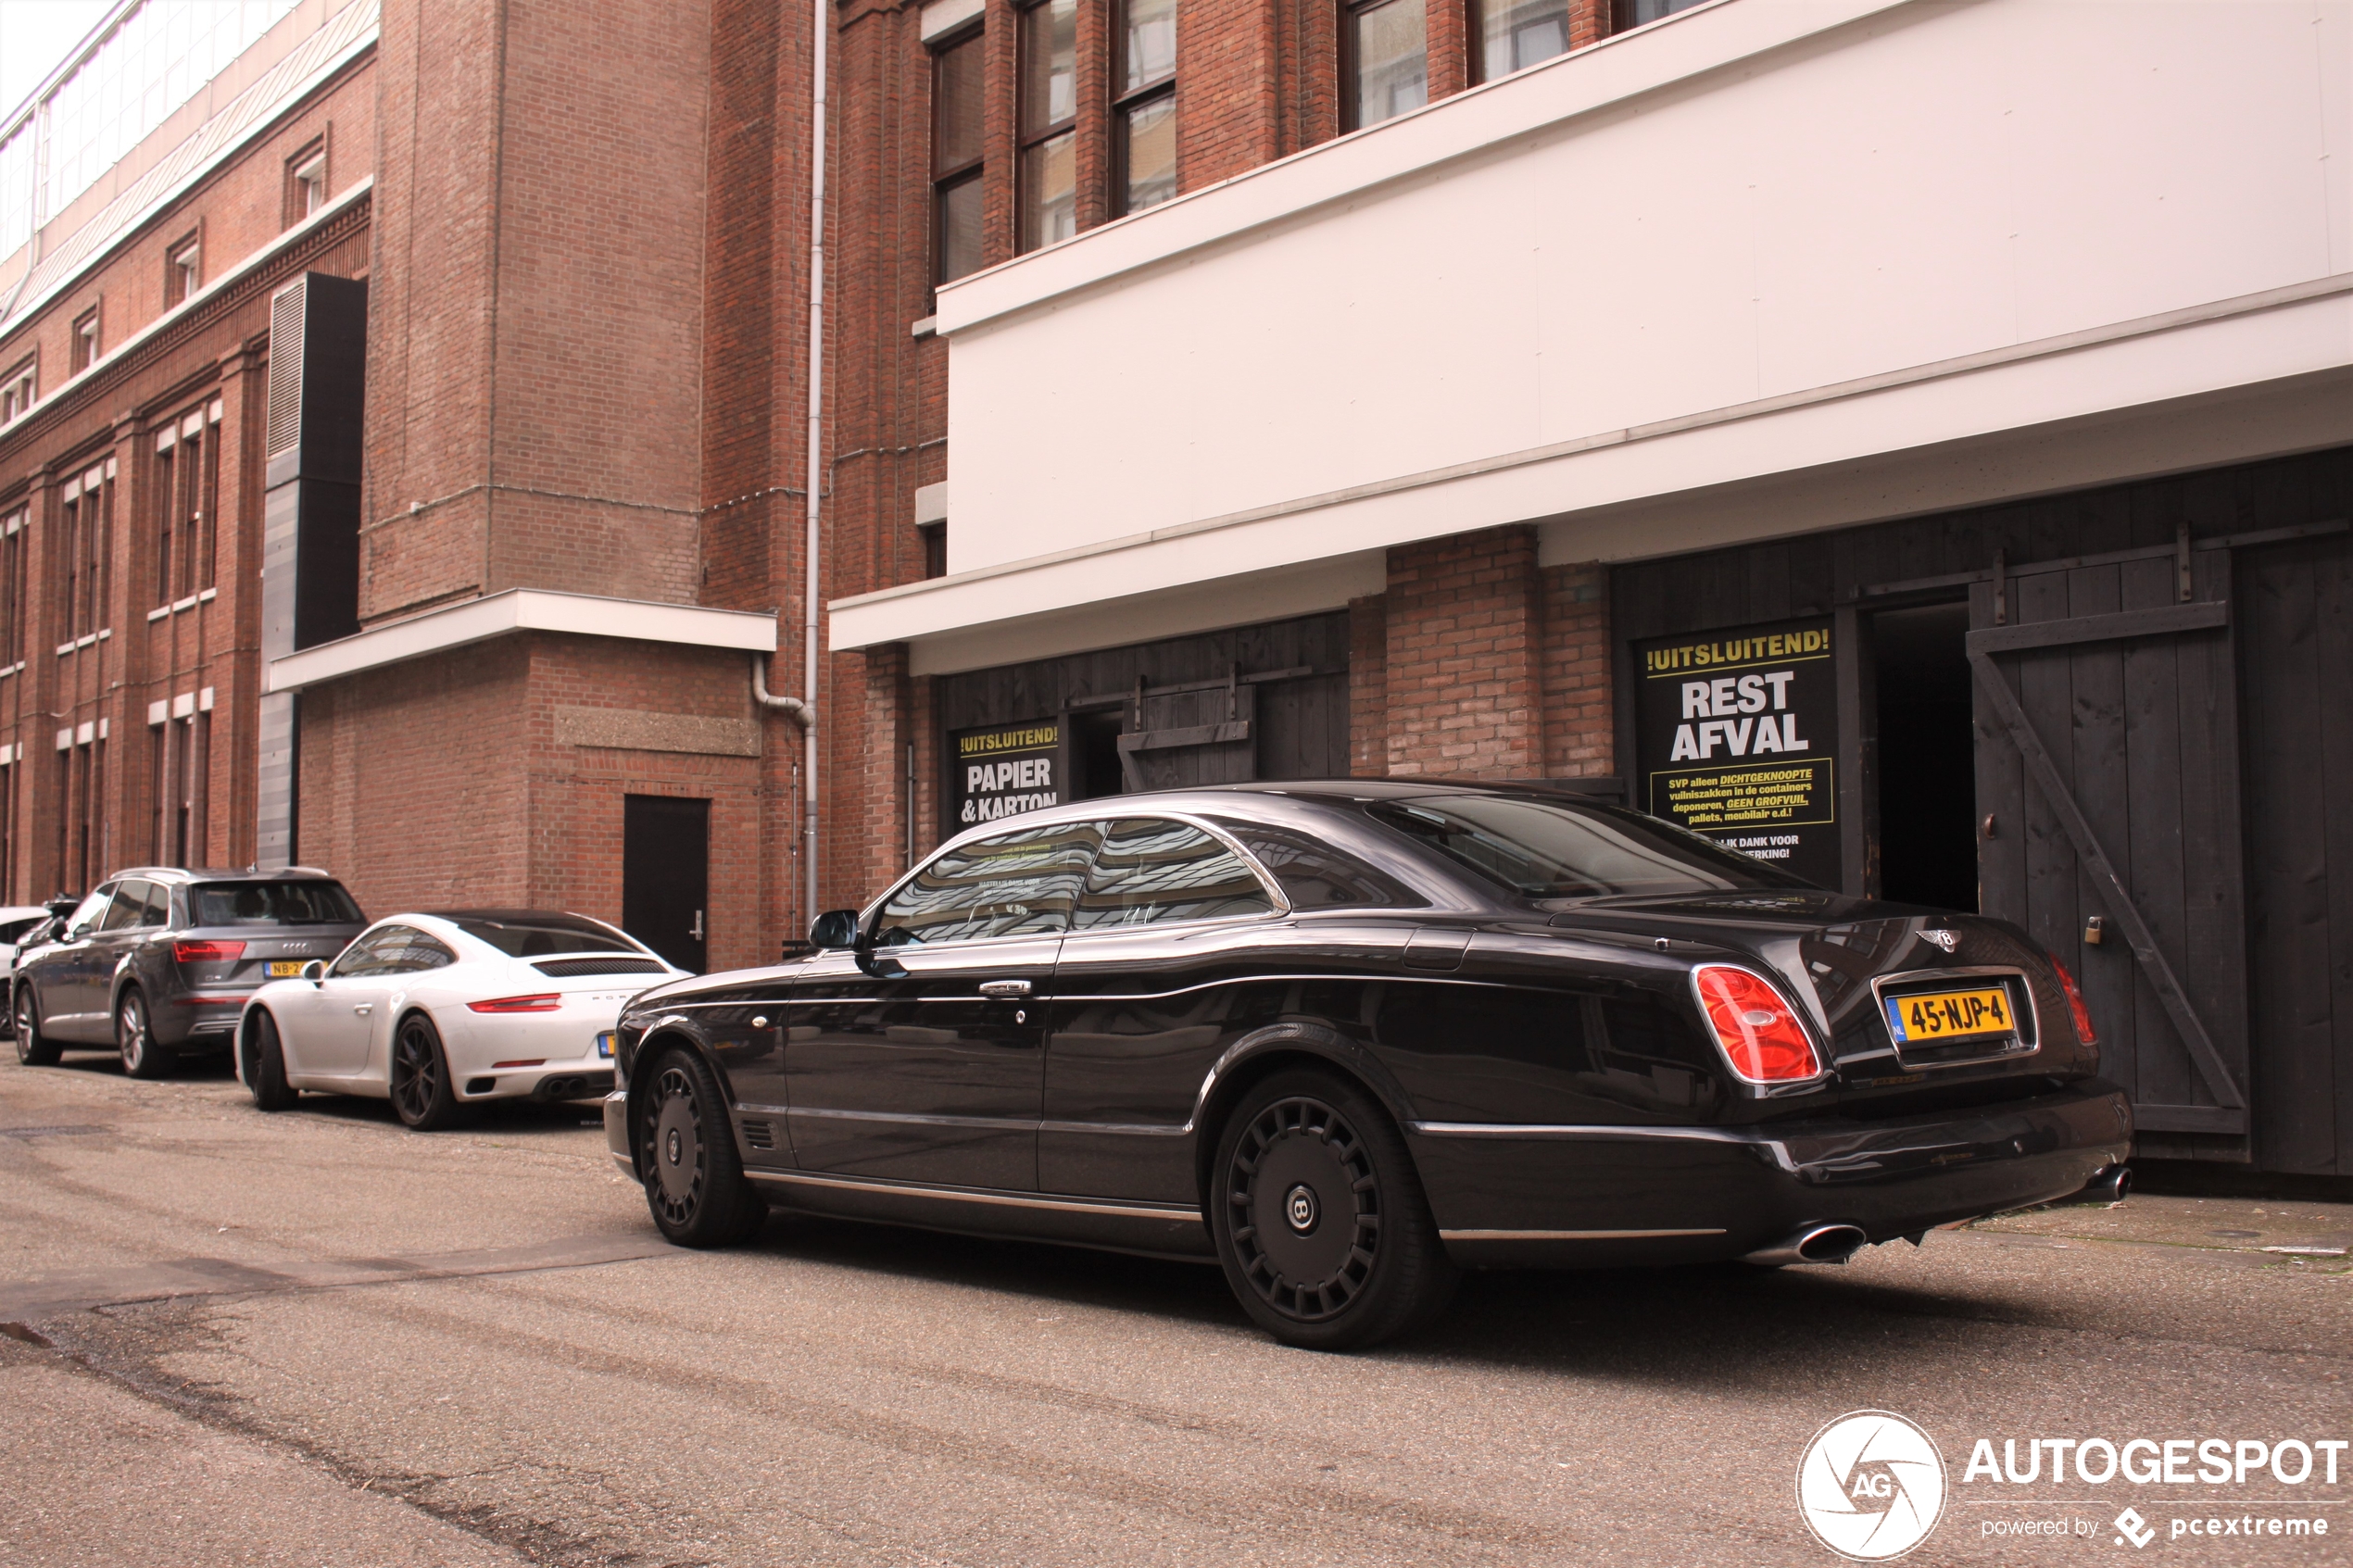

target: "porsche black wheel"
[243,1010,298,1111]
[1212,1070,1457,1350]
[116,989,173,1080]
[14,988,57,1067]
[637,1047,765,1248]
[390,1013,463,1130]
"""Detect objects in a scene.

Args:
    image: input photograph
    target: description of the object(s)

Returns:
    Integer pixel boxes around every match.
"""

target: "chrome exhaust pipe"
[2082,1164,2132,1202]
[1743,1223,1869,1267]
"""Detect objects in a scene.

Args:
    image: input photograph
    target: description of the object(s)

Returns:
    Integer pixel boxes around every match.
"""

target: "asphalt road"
[3,1056,2349,1568]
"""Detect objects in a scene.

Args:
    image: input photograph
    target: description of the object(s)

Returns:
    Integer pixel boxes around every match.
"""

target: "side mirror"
[808,909,862,949]
[300,960,325,983]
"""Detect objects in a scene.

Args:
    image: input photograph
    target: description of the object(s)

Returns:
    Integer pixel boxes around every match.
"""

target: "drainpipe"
[800,0,829,932]
[752,654,810,724]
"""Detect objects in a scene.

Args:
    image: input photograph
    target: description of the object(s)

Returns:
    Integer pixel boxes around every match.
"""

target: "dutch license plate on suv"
[597,1032,614,1060]
[267,960,306,978]
[1884,985,2014,1043]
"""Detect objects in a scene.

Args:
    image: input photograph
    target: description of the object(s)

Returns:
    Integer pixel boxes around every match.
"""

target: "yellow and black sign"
[951,721,1061,828]
[1634,617,1840,887]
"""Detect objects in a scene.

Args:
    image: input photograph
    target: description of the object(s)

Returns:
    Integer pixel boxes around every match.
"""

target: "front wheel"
[14,987,57,1067]
[636,1047,765,1248]
[117,989,172,1080]
[389,1013,463,1130]
[1211,1069,1459,1350]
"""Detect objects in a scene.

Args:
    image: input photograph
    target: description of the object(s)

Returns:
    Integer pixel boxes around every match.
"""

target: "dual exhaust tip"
[1743,1166,2132,1267]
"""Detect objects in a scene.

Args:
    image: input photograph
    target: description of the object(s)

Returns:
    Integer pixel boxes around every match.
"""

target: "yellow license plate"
[1885,985,2014,1042]
[267,960,306,978]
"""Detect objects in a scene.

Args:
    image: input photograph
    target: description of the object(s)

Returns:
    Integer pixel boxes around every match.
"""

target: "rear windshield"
[1367,795,1814,900]
[453,918,640,957]
[191,881,363,926]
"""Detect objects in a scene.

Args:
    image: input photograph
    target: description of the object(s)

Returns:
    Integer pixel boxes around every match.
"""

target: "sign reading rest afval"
[950,721,1061,827]
[1633,618,1841,888]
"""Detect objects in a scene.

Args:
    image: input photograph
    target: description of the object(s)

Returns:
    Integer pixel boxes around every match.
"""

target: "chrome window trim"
[1867,963,2043,1070]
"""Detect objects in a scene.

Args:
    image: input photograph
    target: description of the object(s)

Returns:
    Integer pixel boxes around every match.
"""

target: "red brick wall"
[1381,526,1542,778]
[1348,593,1388,775]
[1541,559,1613,776]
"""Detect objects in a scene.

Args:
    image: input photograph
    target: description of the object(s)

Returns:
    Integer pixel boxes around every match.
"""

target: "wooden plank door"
[1118,678,1258,790]
[1969,548,2249,1148]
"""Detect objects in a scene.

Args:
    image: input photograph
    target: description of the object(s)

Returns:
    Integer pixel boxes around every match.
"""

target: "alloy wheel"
[117,993,156,1076]
[644,1063,708,1228]
[391,1019,442,1123]
[1223,1094,1381,1323]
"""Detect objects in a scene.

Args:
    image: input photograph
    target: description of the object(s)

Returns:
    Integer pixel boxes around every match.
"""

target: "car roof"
[422,909,627,935]
[106,866,348,885]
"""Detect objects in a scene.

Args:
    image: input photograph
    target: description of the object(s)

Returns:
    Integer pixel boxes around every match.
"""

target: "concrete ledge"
[265,588,777,694]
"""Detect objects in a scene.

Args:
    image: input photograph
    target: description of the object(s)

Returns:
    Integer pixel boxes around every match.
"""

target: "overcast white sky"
[2,0,119,123]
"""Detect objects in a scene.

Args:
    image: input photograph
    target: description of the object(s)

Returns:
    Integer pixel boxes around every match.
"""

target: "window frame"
[1340,0,1429,133]
[1015,0,1079,255]
[285,136,328,227]
[166,230,202,307]
[1466,0,1572,85]
[929,25,988,289]
[70,307,100,374]
[1069,815,1284,933]
[1110,0,1177,218]
[1,354,33,425]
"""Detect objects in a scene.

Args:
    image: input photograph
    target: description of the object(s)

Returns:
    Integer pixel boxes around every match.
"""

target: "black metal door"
[623,795,710,973]
[1969,542,2249,1147]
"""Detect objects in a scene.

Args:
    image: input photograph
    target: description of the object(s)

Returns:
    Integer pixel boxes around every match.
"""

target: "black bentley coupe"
[604,781,2130,1348]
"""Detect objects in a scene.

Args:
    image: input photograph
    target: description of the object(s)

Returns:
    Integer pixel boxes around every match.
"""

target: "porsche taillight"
[2049,955,2097,1046]
[468,993,561,1013]
[1692,965,1822,1084]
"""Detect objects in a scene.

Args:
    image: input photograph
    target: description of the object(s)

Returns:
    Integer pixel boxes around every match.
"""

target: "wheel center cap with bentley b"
[653,1101,698,1199]
[1284,1184,1319,1235]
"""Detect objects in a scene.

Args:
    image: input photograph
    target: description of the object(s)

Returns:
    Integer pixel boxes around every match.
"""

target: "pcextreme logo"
[1797,1410,1949,1561]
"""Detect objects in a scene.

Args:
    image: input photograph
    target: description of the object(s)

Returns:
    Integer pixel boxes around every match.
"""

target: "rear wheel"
[243,1010,298,1111]
[389,1013,463,1130]
[13,987,57,1067]
[636,1047,765,1248]
[1211,1069,1458,1350]
[116,989,172,1080]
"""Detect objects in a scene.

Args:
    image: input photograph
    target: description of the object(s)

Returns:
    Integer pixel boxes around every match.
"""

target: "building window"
[153,401,220,606]
[286,139,328,225]
[920,521,948,580]
[1612,0,1705,28]
[1,357,31,424]
[71,308,100,374]
[1345,0,1427,130]
[1471,0,1569,81]
[1114,0,1177,215]
[1017,0,1078,253]
[932,30,986,286]
[0,507,23,668]
[59,733,103,897]
[60,460,111,642]
[151,709,208,869]
[167,233,202,306]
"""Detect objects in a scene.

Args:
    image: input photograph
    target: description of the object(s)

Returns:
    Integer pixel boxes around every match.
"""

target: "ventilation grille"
[531,957,666,977]
[264,279,305,455]
[741,1119,775,1151]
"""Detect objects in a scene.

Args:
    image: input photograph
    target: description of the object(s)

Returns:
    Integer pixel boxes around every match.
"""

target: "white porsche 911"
[235,909,689,1129]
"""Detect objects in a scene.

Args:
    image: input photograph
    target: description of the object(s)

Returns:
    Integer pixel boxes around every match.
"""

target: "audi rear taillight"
[173,939,245,964]
[1692,965,1822,1084]
[2049,955,2097,1046]
[468,993,561,1014]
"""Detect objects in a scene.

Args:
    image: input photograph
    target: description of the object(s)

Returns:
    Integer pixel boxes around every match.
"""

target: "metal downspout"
[801,0,828,933]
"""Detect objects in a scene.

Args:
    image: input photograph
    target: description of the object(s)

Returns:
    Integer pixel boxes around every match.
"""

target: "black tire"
[389,1012,464,1130]
[1211,1069,1459,1350]
[242,1010,298,1111]
[636,1047,766,1248]
[13,986,58,1067]
[116,988,173,1080]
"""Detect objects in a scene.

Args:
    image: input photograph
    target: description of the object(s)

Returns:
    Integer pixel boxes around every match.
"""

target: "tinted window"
[194,880,363,925]
[101,881,157,931]
[1072,819,1273,930]
[132,882,171,927]
[1210,820,1422,910]
[873,821,1100,946]
[1368,795,1814,899]
[382,927,457,973]
[330,926,401,978]
[453,918,637,958]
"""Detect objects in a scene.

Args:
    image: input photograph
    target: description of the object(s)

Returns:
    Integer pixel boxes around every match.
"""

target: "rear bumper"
[1409,1080,2133,1268]
[153,992,253,1047]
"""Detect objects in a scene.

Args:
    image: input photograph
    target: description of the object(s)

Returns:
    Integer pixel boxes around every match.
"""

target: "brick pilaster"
[1383,525,1542,779]
[1541,559,1612,776]
[1348,592,1387,776]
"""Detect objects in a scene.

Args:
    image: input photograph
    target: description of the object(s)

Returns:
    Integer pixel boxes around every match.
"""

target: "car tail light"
[1692,965,1822,1083]
[173,939,245,964]
[2049,955,2097,1046]
[468,994,561,1014]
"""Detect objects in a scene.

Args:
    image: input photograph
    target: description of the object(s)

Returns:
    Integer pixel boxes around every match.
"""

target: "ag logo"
[1796,1410,1946,1561]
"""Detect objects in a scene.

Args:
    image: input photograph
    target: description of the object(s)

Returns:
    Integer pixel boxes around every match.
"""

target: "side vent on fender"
[741,1119,775,1151]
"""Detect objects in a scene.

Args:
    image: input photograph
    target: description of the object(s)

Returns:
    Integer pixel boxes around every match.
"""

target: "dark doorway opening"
[623,795,710,972]
[1068,709,1126,801]
[1871,602,1978,912]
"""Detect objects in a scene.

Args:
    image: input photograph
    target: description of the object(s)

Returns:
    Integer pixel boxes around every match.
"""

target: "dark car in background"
[14,868,368,1077]
[606,781,2131,1349]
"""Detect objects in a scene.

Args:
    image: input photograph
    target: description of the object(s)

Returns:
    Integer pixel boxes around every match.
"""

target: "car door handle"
[354,1004,372,1016]
[978,979,1031,999]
